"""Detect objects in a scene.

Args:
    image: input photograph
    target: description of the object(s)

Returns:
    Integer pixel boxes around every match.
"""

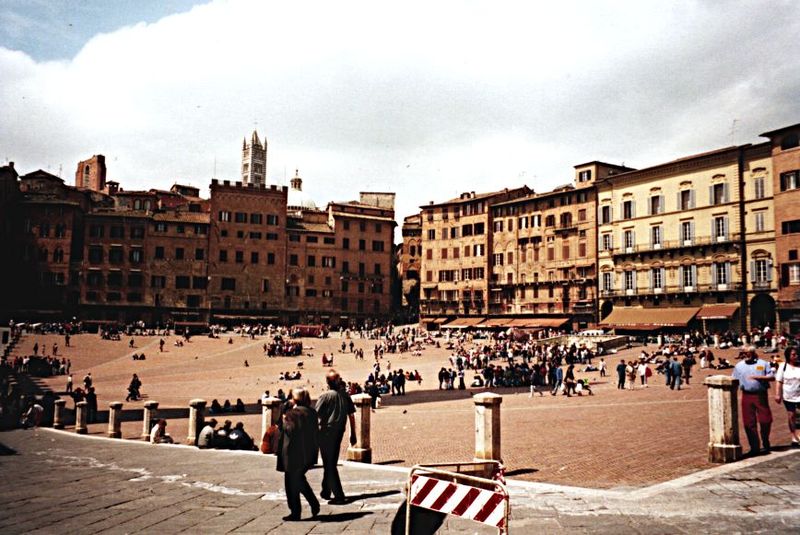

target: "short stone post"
[186,398,206,446]
[704,376,742,463]
[75,401,88,434]
[346,393,372,463]
[141,401,159,440]
[107,401,123,438]
[474,393,502,462]
[261,397,282,440]
[53,399,66,429]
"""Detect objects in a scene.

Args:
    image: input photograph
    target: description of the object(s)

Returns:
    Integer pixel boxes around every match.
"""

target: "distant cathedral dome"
[287,169,317,210]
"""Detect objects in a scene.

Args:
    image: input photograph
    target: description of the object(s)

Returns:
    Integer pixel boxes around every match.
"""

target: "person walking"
[599,358,607,378]
[637,361,649,388]
[732,348,775,456]
[65,374,73,394]
[277,388,320,521]
[551,365,564,395]
[315,370,356,505]
[669,356,683,390]
[775,347,800,447]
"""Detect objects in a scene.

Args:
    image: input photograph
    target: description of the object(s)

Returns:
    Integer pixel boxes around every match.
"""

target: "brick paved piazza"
[23,332,794,488]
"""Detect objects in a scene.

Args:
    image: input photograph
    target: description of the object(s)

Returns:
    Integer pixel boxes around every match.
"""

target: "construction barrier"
[405,461,510,534]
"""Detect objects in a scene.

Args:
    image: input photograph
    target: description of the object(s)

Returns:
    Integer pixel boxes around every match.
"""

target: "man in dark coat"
[315,370,356,505]
[277,388,320,521]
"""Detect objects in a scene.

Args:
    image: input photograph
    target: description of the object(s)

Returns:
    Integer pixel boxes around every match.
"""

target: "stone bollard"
[141,401,159,440]
[75,401,88,434]
[346,393,372,463]
[474,393,502,462]
[704,376,742,463]
[186,399,207,446]
[107,402,123,438]
[261,397,283,441]
[53,399,66,429]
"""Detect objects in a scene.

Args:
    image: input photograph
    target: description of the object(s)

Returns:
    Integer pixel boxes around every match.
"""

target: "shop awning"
[424,317,448,324]
[532,317,571,328]
[481,318,513,327]
[174,321,208,327]
[600,307,699,329]
[443,317,486,328]
[212,314,276,321]
[695,304,739,320]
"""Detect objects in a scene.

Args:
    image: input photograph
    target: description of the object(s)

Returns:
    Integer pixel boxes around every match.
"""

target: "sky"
[1,0,799,227]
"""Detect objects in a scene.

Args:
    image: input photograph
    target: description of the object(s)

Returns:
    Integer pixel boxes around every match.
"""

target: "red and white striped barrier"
[409,473,508,529]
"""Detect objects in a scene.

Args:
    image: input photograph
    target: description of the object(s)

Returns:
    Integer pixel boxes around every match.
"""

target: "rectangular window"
[780,170,800,191]
[358,263,366,276]
[108,247,124,264]
[651,226,662,248]
[219,249,228,262]
[251,252,259,264]
[235,251,244,263]
[711,183,727,205]
[195,248,205,260]
[602,234,612,252]
[176,225,185,234]
[266,214,279,225]
[649,195,662,215]
[754,177,765,199]
[494,221,504,232]
[578,241,586,257]
[713,216,728,242]
[578,169,592,182]
[129,248,143,264]
[89,224,104,238]
[151,275,166,288]
[128,272,143,287]
[602,272,613,291]
[107,271,123,287]
[306,236,318,243]
[624,271,635,292]
[192,276,207,289]
[715,262,729,286]
[682,265,695,289]
[622,200,634,220]
[474,223,485,235]
[681,221,694,244]
[790,264,800,284]
[110,226,125,239]
[221,278,236,291]
[307,255,316,267]
[358,239,366,250]
[473,244,485,257]
[130,226,145,239]
[234,212,247,223]
[249,232,262,239]
[679,190,694,211]
[754,259,769,283]
[372,241,385,252]
[755,212,765,232]
[155,222,167,233]
[782,220,800,234]
[600,205,611,224]
[250,213,262,225]
[322,256,336,268]
[289,254,298,266]
[651,268,663,290]
[219,211,231,222]
[441,248,448,260]
[172,247,183,260]
[267,252,275,265]
[624,230,634,251]
[175,275,190,289]
[492,253,504,266]
[324,237,335,245]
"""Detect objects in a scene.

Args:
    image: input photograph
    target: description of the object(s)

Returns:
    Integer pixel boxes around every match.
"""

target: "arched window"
[53,248,64,263]
[83,165,91,180]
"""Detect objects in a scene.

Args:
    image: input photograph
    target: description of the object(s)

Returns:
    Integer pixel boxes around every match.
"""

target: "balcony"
[601,283,743,298]
[752,280,773,291]
[610,234,740,258]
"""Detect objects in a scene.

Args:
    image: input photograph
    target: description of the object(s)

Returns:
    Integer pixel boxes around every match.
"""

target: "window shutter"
[620,202,625,220]
[660,195,665,214]
[690,221,695,240]
[691,265,697,285]
[709,185,714,205]
[750,260,756,283]
[598,206,603,223]
[631,200,636,218]
[648,269,653,289]
[676,191,682,210]
[647,198,652,216]
[726,262,732,285]
[766,259,773,282]
[661,267,666,288]
[723,217,729,240]
[631,230,636,249]
[711,263,717,286]
[690,189,695,209]
[723,183,730,204]
[711,220,716,242]
[781,264,789,287]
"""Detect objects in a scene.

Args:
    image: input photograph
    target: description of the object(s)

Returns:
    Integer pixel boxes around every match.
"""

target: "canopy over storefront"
[600,307,699,330]
[695,304,739,320]
[442,317,486,328]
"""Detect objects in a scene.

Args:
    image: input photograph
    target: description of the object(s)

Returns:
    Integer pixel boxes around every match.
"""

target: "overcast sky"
[1,0,799,226]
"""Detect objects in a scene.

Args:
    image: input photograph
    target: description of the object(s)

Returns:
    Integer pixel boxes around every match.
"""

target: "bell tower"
[242,130,267,186]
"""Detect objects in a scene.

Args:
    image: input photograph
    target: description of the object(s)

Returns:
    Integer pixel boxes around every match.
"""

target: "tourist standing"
[732,349,775,456]
[315,370,356,505]
[774,348,800,447]
[616,360,626,390]
[277,388,320,521]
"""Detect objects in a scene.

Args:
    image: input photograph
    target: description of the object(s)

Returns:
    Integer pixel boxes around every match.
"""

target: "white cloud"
[1,0,799,226]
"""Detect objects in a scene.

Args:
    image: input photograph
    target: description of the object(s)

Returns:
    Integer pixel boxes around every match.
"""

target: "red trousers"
[740,391,773,429]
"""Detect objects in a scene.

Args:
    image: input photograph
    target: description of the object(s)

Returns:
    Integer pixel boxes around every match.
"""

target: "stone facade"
[762,123,800,333]
[596,143,776,332]
[75,155,107,192]
[399,213,422,311]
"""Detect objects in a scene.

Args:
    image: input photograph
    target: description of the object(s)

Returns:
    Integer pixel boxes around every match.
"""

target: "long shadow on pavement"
[345,489,402,502]
[316,511,372,523]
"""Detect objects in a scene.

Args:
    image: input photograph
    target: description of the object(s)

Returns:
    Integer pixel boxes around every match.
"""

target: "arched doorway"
[750,294,776,329]
[600,300,614,321]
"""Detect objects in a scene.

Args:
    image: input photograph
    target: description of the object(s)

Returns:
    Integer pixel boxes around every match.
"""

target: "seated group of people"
[209,398,246,414]
[278,371,302,381]
[131,353,146,361]
[197,419,255,450]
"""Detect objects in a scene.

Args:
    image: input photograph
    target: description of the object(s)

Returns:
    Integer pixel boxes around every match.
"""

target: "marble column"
[53,399,66,429]
[107,401,123,438]
[141,401,159,440]
[186,398,206,446]
[704,375,742,463]
[474,393,502,462]
[75,401,88,435]
[346,393,372,463]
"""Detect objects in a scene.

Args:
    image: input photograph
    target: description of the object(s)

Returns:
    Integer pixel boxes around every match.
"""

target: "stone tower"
[75,155,107,192]
[242,130,267,186]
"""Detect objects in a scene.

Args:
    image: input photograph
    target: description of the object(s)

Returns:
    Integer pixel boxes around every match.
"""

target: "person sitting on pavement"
[229,422,255,450]
[209,399,223,414]
[215,419,234,448]
[234,398,246,413]
[150,419,174,444]
[197,418,218,449]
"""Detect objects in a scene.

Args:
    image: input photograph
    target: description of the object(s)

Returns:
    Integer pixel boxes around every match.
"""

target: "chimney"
[8,162,14,169]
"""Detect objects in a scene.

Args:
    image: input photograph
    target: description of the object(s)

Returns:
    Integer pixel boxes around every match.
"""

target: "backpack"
[260,424,280,454]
